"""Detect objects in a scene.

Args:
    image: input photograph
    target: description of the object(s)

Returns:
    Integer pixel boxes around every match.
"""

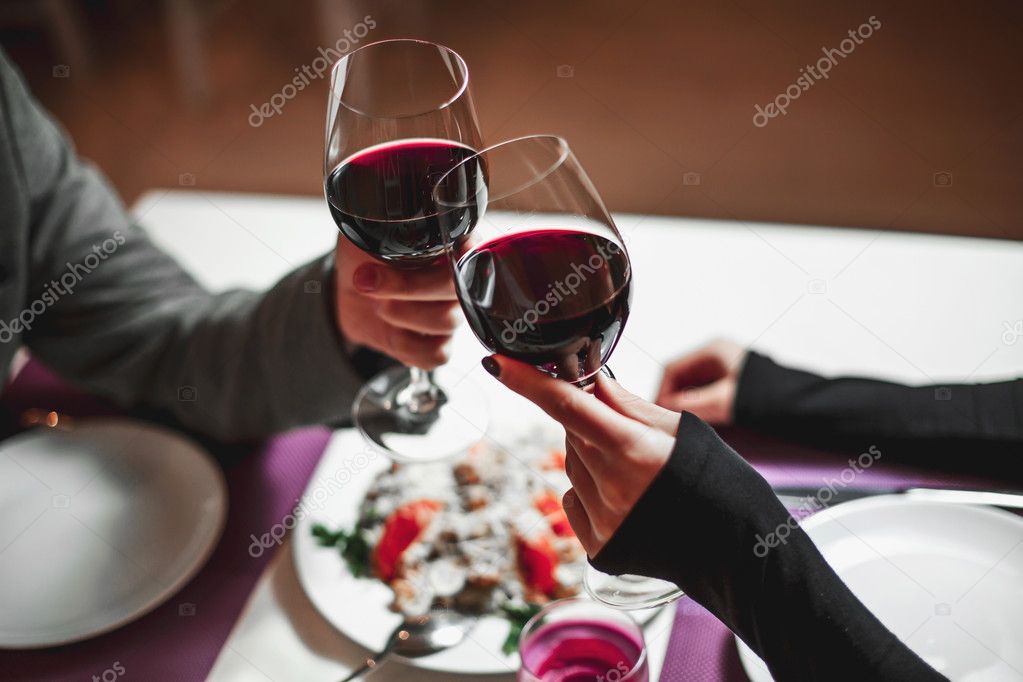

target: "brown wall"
[4,1,1021,239]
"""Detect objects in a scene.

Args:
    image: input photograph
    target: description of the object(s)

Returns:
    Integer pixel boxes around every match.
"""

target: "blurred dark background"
[2,0,1021,240]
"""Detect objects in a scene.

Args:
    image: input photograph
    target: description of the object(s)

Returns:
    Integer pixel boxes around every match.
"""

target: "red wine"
[456,229,631,383]
[518,618,648,682]
[325,138,482,266]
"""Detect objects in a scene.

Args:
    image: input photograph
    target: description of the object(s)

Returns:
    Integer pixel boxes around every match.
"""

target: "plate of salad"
[292,425,586,674]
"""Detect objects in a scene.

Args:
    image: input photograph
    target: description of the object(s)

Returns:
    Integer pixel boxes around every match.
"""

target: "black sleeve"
[592,413,946,682]
[735,352,1023,446]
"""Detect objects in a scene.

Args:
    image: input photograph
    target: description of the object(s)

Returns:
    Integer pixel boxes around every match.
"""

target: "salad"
[312,431,586,652]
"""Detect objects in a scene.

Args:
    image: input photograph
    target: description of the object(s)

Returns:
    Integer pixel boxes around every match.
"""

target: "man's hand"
[655,339,746,425]
[333,237,460,369]
[483,355,678,556]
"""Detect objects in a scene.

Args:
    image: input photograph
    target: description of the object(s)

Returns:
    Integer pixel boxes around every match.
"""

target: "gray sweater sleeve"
[1,51,367,440]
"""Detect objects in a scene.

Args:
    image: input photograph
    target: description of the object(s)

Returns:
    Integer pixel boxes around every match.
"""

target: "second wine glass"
[434,135,685,609]
[435,135,629,386]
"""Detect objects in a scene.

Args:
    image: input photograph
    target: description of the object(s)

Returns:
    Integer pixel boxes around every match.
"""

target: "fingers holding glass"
[437,135,684,609]
[377,300,460,337]
[323,39,487,461]
[564,435,628,553]
[593,373,680,436]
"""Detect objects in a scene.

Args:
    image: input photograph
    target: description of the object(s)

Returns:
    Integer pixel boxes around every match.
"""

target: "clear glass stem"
[352,365,488,462]
[575,364,615,390]
[397,367,443,415]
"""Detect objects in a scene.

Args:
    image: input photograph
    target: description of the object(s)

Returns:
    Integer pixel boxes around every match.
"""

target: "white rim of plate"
[0,418,229,649]
[734,494,1023,681]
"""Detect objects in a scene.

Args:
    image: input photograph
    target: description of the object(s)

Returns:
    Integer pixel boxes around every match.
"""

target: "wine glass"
[324,39,488,462]
[434,135,685,609]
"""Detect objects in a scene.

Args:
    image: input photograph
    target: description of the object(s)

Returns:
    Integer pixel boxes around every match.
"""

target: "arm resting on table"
[0,51,369,440]
[736,351,1022,447]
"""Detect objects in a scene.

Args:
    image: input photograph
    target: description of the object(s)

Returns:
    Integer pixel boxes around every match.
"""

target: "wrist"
[732,350,774,426]
[591,413,787,581]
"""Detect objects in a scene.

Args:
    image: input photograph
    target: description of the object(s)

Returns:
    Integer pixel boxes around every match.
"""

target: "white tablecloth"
[130,190,1023,681]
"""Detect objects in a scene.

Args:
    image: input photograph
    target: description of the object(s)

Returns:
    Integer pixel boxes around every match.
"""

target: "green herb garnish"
[311,522,372,577]
[311,524,345,546]
[500,602,544,655]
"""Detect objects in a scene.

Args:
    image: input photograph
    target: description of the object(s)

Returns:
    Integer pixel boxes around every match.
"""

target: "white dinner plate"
[293,429,521,674]
[736,495,1023,681]
[0,418,227,649]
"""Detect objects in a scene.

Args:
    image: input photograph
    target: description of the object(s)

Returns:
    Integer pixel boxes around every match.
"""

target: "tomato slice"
[373,499,443,582]
[517,534,560,595]
[544,449,567,471]
[534,492,574,538]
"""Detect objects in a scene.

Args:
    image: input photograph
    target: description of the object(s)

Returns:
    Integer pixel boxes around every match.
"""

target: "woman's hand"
[655,339,746,425]
[482,355,679,556]
[333,237,461,369]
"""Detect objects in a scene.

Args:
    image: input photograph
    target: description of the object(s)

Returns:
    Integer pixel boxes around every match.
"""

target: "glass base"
[584,567,685,610]
[353,365,489,463]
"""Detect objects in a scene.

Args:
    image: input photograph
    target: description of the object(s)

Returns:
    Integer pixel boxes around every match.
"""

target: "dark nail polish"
[481,356,500,378]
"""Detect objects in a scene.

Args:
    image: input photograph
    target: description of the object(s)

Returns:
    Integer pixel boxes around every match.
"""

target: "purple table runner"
[1,363,1013,681]
[0,361,333,682]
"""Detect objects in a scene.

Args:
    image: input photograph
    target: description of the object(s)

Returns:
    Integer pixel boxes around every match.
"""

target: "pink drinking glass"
[517,598,649,682]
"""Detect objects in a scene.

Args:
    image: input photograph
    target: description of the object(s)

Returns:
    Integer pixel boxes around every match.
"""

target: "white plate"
[0,418,227,649]
[736,496,1023,682]
[293,429,535,675]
